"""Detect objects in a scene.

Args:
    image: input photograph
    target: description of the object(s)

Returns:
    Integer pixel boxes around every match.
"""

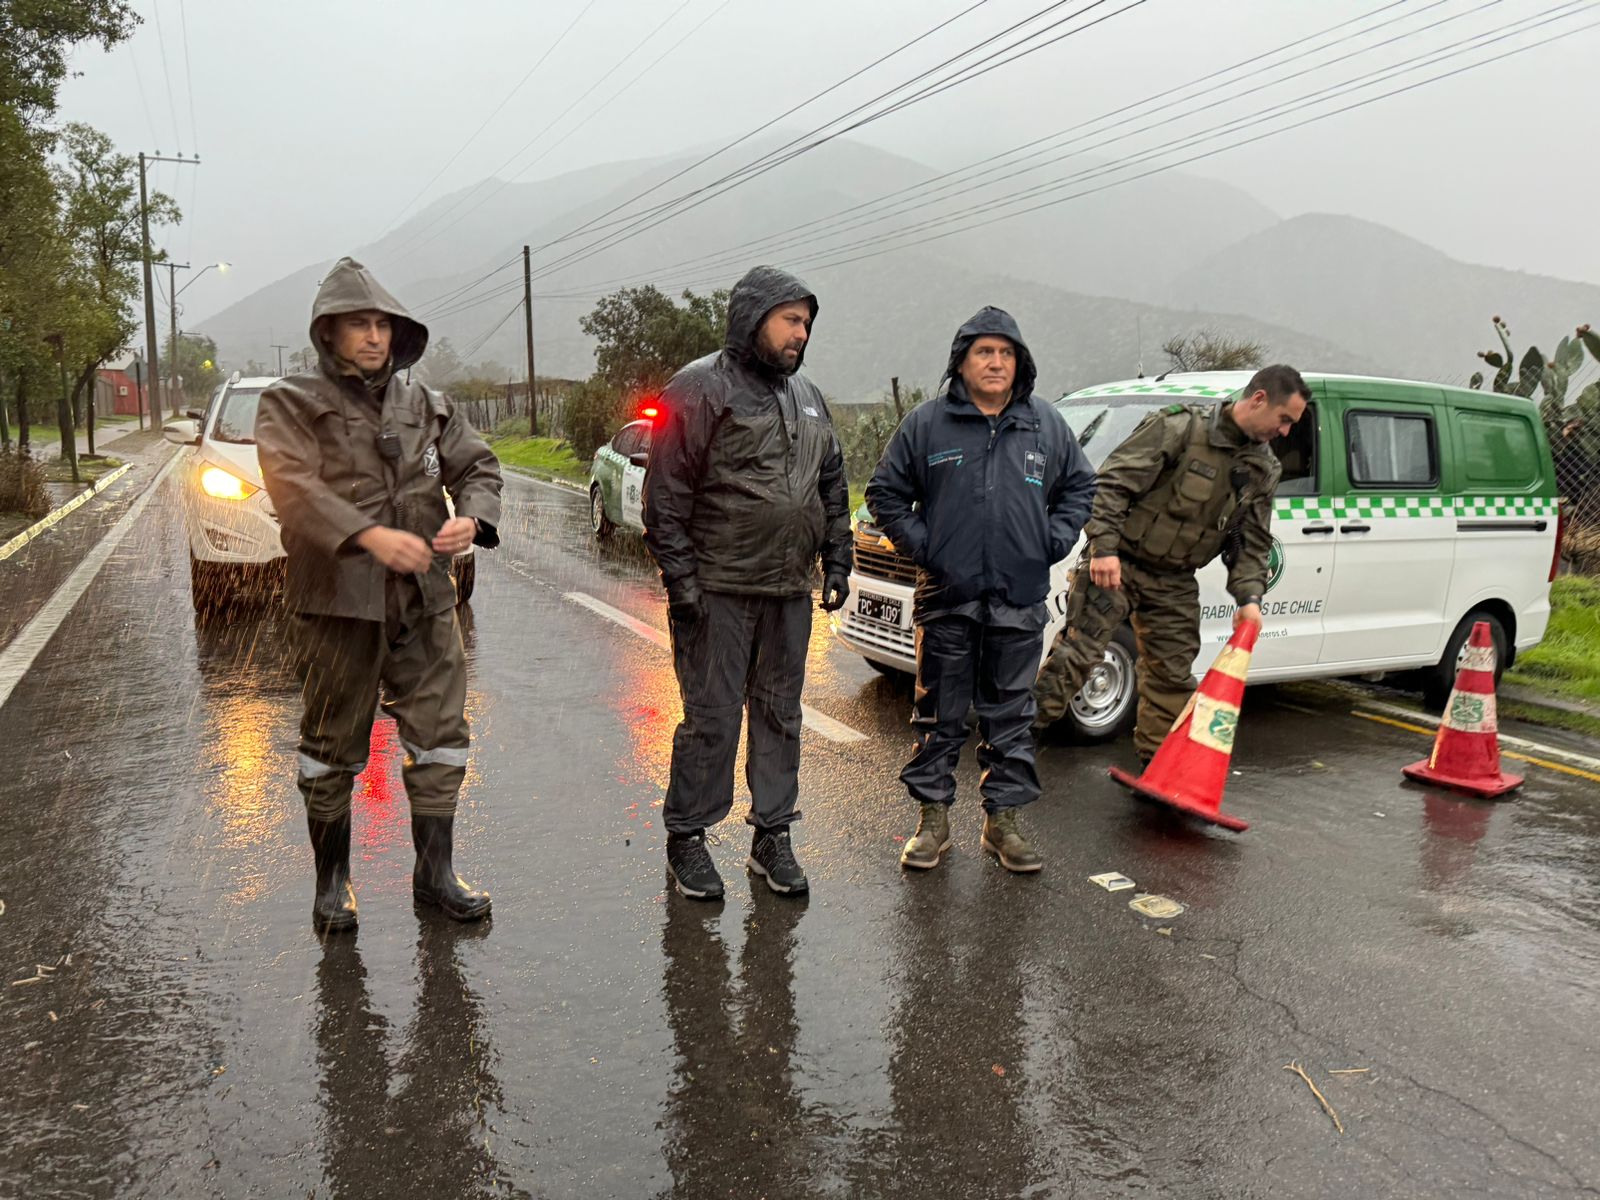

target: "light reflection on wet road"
[1,469,1597,1198]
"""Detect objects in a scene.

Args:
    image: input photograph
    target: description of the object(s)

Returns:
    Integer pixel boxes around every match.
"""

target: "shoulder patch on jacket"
[1165,403,1186,415]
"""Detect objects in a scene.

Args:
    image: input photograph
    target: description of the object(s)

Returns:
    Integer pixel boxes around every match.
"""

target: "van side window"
[1346,410,1438,487]
[1458,411,1538,490]
[1270,400,1317,496]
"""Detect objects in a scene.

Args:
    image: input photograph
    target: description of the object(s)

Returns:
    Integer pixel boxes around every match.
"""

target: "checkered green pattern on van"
[1273,495,1557,520]
[1070,382,1236,400]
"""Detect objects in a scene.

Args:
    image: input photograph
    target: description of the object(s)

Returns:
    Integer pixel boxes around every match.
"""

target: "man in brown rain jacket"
[1033,364,1309,766]
[257,257,502,933]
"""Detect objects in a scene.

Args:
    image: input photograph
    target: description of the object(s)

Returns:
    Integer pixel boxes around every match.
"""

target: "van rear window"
[1458,411,1538,489]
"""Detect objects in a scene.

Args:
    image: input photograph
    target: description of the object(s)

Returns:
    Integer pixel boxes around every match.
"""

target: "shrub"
[0,449,50,519]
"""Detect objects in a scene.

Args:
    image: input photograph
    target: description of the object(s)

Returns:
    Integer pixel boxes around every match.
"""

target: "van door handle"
[1301,523,1334,535]
[1340,522,1371,534]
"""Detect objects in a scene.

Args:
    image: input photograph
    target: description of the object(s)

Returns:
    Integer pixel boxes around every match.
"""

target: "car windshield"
[1056,393,1213,469]
[211,387,264,444]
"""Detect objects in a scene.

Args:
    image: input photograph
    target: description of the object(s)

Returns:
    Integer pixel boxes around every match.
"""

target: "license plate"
[857,590,902,626]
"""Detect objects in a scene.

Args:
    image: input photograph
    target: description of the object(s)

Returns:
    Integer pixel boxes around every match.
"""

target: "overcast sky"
[57,0,1600,327]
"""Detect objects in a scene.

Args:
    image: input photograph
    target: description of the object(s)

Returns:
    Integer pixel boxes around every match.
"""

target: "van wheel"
[452,555,476,606]
[590,485,615,540]
[1422,610,1508,710]
[1062,624,1139,743]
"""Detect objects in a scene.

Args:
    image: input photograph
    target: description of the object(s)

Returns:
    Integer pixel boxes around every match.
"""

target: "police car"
[833,372,1563,739]
[588,415,654,539]
[163,373,478,614]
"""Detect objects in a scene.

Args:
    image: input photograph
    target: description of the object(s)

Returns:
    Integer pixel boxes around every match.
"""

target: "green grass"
[487,434,589,485]
[40,454,122,486]
[1505,576,1600,705]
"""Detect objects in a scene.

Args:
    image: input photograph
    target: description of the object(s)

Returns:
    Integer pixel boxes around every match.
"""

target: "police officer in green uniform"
[257,257,503,934]
[1034,364,1310,765]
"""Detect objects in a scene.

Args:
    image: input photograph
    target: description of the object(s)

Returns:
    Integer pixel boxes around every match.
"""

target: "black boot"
[308,813,358,934]
[412,815,492,922]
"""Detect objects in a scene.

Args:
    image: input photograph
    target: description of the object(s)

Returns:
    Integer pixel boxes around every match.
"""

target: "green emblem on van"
[1266,536,1285,592]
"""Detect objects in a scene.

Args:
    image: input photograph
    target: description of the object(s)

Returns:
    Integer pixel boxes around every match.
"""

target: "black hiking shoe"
[667,831,725,900]
[308,813,358,934]
[748,827,809,895]
[412,815,492,922]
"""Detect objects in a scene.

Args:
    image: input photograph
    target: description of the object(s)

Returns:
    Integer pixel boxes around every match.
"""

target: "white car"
[163,374,476,614]
[833,371,1560,740]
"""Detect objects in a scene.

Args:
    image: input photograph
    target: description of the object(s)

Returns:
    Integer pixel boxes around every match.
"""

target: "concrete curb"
[0,462,134,563]
[503,465,587,494]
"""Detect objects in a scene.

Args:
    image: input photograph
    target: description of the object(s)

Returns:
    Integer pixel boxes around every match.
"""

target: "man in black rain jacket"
[643,265,852,901]
[867,307,1095,873]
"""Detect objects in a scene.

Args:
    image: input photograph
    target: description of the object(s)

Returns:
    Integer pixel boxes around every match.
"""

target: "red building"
[96,352,148,417]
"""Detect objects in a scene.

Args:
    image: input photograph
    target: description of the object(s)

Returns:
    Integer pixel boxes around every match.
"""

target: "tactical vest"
[1119,404,1278,571]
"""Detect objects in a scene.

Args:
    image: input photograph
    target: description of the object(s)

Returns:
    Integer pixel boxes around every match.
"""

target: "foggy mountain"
[199,136,1589,401]
[1168,214,1600,386]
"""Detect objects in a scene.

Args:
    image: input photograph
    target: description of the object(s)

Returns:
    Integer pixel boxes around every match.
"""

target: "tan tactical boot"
[900,803,952,870]
[981,808,1042,874]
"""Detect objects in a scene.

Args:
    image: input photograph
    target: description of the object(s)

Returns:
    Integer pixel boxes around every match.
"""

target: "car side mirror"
[186,408,205,421]
[161,418,200,446]
[628,452,649,468]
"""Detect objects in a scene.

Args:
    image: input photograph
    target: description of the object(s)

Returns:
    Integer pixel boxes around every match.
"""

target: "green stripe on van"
[1273,496,1558,520]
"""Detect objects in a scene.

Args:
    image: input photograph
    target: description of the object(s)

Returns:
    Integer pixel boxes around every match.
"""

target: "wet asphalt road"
[2,460,1598,1200]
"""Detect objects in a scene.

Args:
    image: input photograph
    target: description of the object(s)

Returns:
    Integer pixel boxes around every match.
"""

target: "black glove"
[819,570,850,612]
[666,579,706,626]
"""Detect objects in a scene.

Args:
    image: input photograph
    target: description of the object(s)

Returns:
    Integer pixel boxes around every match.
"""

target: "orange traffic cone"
[1108,622,1258,831]
[1402,621,1522,798]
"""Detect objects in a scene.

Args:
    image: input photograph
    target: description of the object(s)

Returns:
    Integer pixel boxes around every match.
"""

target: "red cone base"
[1109,765,1250,831]
[1108,622,1259,832]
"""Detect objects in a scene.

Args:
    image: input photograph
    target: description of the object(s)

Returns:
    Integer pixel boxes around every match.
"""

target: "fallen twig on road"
[1328,1068,1371,1075]
[1284,1061,1344,1133]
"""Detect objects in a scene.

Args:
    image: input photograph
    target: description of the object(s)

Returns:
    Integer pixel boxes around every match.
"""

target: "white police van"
[832,372,1563,740]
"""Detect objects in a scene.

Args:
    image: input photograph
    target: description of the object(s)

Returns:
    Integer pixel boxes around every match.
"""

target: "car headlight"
[198,465,258,500]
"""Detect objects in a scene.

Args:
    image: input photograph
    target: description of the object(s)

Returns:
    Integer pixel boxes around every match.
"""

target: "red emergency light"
[640,405,660,420]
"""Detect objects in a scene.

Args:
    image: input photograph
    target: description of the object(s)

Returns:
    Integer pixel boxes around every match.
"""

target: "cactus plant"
[1470,318,1600,435]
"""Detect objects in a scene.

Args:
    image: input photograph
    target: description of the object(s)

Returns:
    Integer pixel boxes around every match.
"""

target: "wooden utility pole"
[271,344,288,377]
[890,376,903,418]
[523,245,538,438]
[137,151,199,425]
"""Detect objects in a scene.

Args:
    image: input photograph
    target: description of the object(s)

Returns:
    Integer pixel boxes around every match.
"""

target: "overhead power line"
[570,0,1495,289]
[385,0,702,262]
[520,0,1142,281]
[513,1,1600,307]
[378,0,604,240]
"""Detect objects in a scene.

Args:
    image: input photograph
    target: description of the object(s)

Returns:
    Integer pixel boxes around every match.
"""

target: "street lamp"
[176,260,230,300]
[164,260,230,410]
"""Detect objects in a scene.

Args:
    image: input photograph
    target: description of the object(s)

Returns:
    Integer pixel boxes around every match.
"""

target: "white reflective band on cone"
[1210,645,1252,682]
[1445,690,1498,734]
[1187,694,1241,754]
[1460,644,1496,674]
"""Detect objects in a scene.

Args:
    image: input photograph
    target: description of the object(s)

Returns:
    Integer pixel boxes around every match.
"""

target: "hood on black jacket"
[725,265,819,377]
[309,256,429,381]
[942,306,1038,406]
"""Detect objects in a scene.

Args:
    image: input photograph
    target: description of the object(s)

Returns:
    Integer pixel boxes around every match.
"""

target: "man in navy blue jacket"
[867,308,1095,873]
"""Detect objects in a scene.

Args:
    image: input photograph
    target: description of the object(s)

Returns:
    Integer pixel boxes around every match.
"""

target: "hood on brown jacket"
[309,256,429,382]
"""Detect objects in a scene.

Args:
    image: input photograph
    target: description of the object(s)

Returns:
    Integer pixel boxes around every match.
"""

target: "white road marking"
[1354,698,1600,773]
[562,591,868,744]
[0,455,182,713]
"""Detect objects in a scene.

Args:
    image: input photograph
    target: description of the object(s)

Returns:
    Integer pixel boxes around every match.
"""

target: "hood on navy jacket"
[941,306,1038,408]
[724,265,819,379]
